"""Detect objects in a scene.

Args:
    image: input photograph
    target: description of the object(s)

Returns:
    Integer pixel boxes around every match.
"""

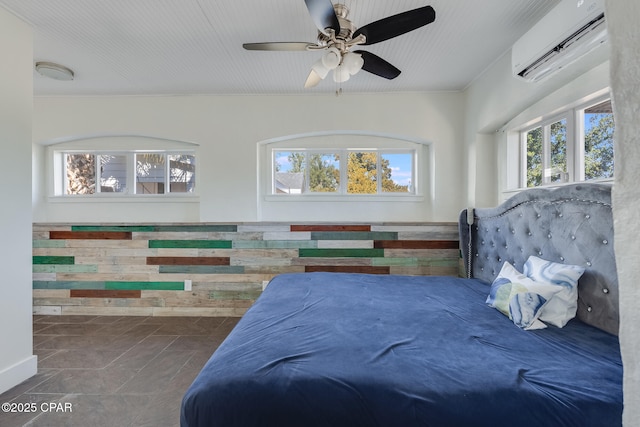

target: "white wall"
[33,91,466,223]
[0,9,37,394]
[606,0,640,424]
[463,41,609,207]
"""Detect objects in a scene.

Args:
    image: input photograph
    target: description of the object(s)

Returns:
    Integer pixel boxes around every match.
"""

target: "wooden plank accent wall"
[33,222,461,317]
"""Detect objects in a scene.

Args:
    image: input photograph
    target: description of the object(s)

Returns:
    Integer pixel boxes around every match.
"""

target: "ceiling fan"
[243,0,436,88]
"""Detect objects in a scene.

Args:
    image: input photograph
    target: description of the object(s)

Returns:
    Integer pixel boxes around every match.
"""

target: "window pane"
[100,154,127,193]
[526,127,543,187]
[274,151,306,194]
[169,154,195,193]
[381,153,412,193]
[66,153,96,195]
[584,100,615,180]
[309,153,340,193]
[347,152,377,194]
[549,119,567,183]
[136,153,165,194]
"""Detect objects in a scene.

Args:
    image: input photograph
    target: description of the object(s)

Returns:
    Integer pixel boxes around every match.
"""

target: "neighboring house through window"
[49,135,198,197]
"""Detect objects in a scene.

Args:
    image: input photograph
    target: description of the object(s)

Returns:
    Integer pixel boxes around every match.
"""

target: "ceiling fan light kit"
[322,46,341,69]
[333,65,351,83]
[343,52,364,74]
[243,0,436,89]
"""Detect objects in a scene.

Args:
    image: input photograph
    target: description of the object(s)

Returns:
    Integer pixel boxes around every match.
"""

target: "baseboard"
[0,355,37,395]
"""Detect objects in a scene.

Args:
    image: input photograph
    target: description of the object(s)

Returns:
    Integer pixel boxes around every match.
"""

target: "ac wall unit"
[512,0,607,83]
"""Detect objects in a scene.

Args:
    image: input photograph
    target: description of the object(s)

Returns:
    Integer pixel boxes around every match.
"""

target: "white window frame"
[517,93,613,189]
[520,112,574,187]
[54,149,197,197]
[271,148,417,196]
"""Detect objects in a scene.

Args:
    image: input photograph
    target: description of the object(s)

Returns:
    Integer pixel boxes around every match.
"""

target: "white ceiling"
[0,0,561,96]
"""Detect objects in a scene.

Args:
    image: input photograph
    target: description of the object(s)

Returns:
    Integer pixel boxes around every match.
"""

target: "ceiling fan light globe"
[333,66,351,83]
[322,47,341,70]
[343,52,364,75]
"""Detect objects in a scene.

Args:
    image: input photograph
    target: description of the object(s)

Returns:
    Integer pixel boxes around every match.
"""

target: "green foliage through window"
[522,97,614,188]
[274,150,414,195]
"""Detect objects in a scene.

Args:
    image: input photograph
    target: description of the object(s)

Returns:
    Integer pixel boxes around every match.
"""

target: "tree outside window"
[523,97,614,188]
[273,149,414,195]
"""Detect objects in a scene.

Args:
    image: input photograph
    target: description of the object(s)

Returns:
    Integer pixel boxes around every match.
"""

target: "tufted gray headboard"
[459,183,618,335]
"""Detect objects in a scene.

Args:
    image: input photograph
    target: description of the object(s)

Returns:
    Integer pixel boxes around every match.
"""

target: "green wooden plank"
[33,256,75,265]
[153,225,237,232]
[298,248,384,258]
[33,240,65,248]
[105,281,185,290]
[158,265,245,274]
[209,290,261,300]
[417,258,460,267]
[372,257,418,266]
[33,281,105,290]
[148,240,232,249]
[33,265,98,273]
[72,225,155,232]
[310,231,398,240]
[233,240,317,249]
[74,225,238,232]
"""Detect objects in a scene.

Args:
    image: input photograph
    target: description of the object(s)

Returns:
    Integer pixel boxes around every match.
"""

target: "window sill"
[48,194,200,203]
[264,194,424,203]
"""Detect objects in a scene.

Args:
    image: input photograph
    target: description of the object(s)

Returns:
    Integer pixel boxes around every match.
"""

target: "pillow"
[523,256,585,328]
[487,262,564,330]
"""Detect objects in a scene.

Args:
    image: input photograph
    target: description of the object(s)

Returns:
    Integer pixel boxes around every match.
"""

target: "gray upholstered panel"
[459,183,618,335]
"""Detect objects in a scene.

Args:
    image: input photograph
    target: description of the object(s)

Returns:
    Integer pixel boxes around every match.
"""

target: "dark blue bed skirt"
[181,272,622,427]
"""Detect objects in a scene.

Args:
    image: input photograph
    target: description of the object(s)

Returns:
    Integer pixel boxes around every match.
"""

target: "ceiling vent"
[512,0,607,83]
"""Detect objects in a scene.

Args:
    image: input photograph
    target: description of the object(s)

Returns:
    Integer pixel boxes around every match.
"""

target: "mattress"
[181,272,622,427]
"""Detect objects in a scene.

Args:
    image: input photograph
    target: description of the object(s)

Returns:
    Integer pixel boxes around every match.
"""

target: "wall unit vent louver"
[512,0,607,83]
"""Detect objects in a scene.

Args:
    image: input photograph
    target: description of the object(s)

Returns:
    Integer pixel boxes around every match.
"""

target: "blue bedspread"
[181,272,622,427]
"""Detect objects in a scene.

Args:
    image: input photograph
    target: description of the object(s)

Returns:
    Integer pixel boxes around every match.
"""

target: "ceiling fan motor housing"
[317,4,357,48]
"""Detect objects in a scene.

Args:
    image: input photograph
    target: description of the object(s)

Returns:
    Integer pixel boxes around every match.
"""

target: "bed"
[181,183,622,427]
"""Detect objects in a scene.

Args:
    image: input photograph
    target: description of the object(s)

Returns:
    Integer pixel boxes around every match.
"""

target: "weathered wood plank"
[383,248,459,258]
[33,289,70,298]
[65,240,149,249]
[33,306,62,315]
[141,291,256,308]
[316,240,374,249]
[374,240,459,249]
[146,256,230,266]
[305,266,390,274]
[243,266,305,275]
[291,224,371,232]
[97,265,158,274]
[70,290,142,298]
[50,231,132,240]
[291,258,372,266]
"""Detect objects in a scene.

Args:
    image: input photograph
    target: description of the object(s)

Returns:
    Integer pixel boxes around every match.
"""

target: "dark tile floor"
[0,315,239,427]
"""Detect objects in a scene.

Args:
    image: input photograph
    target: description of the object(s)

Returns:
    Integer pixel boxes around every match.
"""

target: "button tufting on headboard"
[458,183,618,336]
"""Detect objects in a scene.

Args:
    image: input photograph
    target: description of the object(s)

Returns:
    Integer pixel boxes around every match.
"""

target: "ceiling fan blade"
[243,42,315,51]
[354,50,401,80]
[304,0,340,35]
[353,6,436,45]
[304,69,324,88]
